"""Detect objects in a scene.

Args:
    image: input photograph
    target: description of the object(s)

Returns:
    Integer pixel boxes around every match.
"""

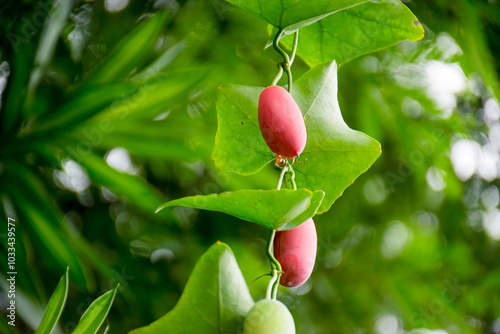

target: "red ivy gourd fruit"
[243,299,295,334]
[274,218,317,287]
[258,85,307,159]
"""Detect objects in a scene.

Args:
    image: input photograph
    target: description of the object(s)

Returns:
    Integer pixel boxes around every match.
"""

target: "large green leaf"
[212,85,273,175]
[34,268,69,334]
[278,0,424,67]
[129,242,254,334]
[72,287,118,334]
[224,0,379,32]
[212,61,381,213]
[293,62,381,212]
[157,189,324,230]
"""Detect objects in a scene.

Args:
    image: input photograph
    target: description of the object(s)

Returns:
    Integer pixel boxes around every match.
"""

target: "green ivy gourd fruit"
[243,299,295,334]
[258,85,307,159]
[274,218,317,287]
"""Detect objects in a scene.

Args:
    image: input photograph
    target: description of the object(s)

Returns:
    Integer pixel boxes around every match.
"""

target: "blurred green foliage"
[0,0,499,333]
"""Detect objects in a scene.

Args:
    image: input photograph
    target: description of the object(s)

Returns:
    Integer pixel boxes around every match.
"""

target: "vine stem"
[264,23,300,294]
[290,31,299,66]
[271,64,283,86]
[272,29,293,93]
[276,163,288,190]
[264,163,291,300]
[265,228,282,300]
[289,163,297,190]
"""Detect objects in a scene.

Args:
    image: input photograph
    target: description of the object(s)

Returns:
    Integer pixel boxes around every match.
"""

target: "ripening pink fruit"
[258,86,307,159]
[274,218,317,287]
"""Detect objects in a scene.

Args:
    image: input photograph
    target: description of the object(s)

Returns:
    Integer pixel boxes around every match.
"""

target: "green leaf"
[129,242,254,334]
[293,62,381,212]
[72,287,118,334]
[212,61,381,213]
[34,268,69,334]
[278,0,425,67]
[157,189,324,230]
[224,0,379,32]
[212,85,273,175]
[284,189,325,229]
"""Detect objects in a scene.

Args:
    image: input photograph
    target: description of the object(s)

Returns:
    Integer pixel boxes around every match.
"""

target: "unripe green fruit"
[243,299,295,334]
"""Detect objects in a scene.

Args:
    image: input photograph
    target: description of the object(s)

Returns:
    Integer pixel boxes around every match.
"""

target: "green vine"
[271,29,299,93]
[265,160,298,299]
[266,28,300,301]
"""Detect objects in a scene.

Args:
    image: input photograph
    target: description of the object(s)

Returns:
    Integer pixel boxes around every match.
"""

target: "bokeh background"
[1,0,500,333]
